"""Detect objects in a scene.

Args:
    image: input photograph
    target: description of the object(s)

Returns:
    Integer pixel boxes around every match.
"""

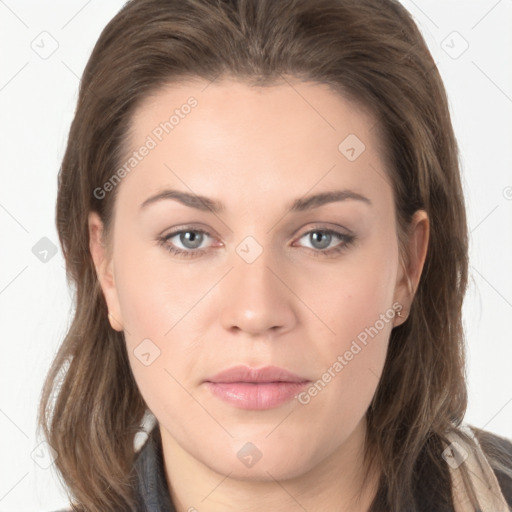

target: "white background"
[0,1,511,510]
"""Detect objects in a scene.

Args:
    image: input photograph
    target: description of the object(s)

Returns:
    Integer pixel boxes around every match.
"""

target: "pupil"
[181,231,203,249]
[311,231,331,249]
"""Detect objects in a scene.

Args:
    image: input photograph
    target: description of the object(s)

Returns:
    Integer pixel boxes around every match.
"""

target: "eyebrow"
[140,189,223,213]
[290,190,372,211]
[139,188,372,213]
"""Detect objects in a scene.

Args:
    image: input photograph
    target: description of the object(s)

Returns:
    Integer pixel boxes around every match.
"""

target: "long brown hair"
[38,0,512,510]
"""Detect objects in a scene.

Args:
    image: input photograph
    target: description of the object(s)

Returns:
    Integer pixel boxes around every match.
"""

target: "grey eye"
[179,231,204,249]
[309,231,332,249]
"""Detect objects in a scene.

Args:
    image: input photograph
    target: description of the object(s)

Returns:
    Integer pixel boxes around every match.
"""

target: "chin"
[199,435,326,482]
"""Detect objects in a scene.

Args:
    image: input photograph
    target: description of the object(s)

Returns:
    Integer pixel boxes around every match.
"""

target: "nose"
[219,250,298,337]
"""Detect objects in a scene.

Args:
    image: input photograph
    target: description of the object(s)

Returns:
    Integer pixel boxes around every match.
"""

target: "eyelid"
[292,222,354,240]
[161,224,222,243]
[310,219,352,232]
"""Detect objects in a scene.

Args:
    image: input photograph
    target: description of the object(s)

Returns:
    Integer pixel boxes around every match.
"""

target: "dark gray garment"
[52,424,177,512]
[133,424,177,512]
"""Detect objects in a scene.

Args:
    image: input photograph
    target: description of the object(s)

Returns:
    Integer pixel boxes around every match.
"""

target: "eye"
[294,228,355,255]
[157,226,355,259]
[173,230,207,250]
[158,228,217,258]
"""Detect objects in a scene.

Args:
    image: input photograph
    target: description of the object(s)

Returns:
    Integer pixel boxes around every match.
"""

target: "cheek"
[299,235,399,345]
[113,234,205,339]
[294,236,398,411]
[111,236,214,405]
[114,254,201,428]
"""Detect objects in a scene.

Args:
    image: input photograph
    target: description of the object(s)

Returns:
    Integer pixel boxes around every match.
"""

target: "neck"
[160,416,380,512]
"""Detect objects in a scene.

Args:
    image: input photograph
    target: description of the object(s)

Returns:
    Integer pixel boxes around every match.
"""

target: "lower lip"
[205,381,309,410]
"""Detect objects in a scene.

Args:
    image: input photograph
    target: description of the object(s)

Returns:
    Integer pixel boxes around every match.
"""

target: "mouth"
[204,365,310,410]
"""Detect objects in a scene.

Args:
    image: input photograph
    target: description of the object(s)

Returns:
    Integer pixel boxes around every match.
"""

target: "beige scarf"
[445,424,509,512]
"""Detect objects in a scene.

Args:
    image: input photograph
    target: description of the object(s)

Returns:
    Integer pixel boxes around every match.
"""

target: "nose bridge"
[219,239,297,335]
[233,246,274,299]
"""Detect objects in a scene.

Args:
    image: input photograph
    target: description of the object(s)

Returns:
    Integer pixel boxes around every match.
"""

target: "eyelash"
[157,227,356,259]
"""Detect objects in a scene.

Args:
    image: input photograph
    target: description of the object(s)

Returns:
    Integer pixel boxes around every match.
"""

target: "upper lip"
[205,365,309,383]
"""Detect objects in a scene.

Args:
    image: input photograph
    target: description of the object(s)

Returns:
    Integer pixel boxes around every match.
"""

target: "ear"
[393,209,429,326]
[88,211,124,331]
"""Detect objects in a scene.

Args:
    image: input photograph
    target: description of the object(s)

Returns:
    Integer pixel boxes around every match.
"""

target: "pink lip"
[204,365,310,410]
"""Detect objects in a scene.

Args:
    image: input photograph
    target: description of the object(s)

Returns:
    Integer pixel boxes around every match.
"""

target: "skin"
[89,77,429,512]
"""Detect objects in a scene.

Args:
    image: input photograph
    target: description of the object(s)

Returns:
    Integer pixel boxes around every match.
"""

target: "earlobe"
[88,211,124,332]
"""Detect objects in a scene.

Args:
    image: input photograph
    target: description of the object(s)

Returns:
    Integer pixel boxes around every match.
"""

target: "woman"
[39,0,512,511]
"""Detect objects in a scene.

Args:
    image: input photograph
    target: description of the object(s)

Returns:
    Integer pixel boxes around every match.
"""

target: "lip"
[206,365,308,384]
[204,365,310,410]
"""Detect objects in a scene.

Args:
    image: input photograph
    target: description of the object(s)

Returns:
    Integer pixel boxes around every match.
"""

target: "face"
[90,78,428,481]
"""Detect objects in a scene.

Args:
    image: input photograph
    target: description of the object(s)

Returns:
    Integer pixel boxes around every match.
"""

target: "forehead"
[116,77,391,212]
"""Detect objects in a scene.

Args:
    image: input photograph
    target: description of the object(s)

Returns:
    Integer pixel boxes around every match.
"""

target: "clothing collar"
[133,424,177,512]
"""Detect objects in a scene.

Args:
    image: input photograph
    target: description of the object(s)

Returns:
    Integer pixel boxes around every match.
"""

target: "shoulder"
[470,425,512,508]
